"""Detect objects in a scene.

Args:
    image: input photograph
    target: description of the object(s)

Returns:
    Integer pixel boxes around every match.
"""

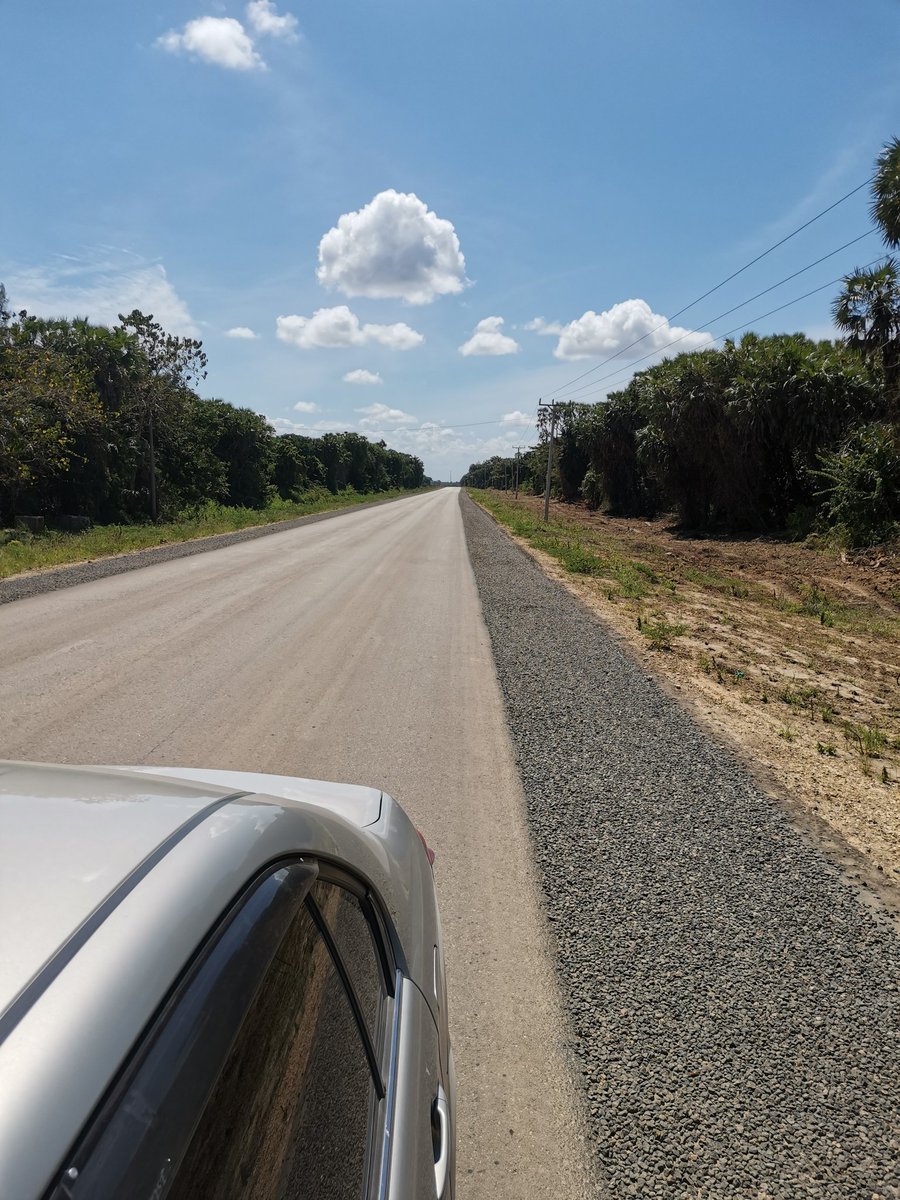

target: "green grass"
[0,487,433,581]
[639,616,686,650]
[473,488,900,661]
[842,720,889,759]
[472,491,680,600]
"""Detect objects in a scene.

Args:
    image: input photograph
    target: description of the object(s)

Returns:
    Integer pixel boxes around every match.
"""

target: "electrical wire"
[552,177,872,398]
[556,231,876,402]
[559,253,890,405]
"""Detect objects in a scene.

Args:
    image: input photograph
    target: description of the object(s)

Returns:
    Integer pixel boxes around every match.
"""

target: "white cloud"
[293,400,319,413]
[355,402,417,429]
[317,190,468,305]
[343,369,383,385]
[276,306,424,351]
[502,410,535,426]
[459,316,520,357]
[553,299,712,361]
[5,252,198,336]
[246,0,299,39]
[525,316,563,335]
[225,325,258,339]
[157,16,265,71]
[270,417,345,435]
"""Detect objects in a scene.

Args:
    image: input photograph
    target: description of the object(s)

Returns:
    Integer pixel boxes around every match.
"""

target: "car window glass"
[52,865,377,1200]
[310,879,386,1051]
[168,899,374,1200]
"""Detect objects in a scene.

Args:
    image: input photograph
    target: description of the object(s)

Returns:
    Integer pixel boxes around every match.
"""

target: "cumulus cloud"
[157,16,265,71]
[459,316,520,357]
[293,400,319,413]
[225,325,258,339]
[276,306,423,351]
[553,299,712,361]
[344,369,383,385]
[246,0,298,38]
[355,402,417,428]
[502,410,535,426]
[5,252,198,336]
[317,190,468,305]
[270,417,344,435]
[525,316,563,335]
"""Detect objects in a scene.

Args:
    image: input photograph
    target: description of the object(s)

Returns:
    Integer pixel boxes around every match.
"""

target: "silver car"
[0,761,455,1200]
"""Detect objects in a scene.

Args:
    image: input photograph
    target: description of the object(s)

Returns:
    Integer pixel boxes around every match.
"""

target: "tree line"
[463,141,900,547]
[0,297,426,526]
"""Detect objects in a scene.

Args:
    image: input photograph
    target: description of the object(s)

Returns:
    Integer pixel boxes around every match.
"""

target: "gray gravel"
[460,492,900,1200]
[0,494,412,606]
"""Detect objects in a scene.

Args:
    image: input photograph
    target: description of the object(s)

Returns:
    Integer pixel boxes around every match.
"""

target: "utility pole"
[514,447,521,499]
[538,399,558,523]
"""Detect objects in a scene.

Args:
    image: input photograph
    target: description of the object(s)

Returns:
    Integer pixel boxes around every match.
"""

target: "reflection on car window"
[168,898,373,1200]
[310,879,386,1051]
[52,866,377,1200]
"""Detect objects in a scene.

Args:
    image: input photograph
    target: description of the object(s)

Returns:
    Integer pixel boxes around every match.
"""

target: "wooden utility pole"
[514,446,521,498]
[538,400,558,523]
[147,410,158,522]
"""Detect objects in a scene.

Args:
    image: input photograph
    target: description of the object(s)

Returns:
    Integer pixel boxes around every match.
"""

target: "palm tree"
[872,137,900,248]
[833,261,900,420]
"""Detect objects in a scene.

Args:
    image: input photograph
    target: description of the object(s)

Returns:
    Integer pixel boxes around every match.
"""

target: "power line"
[552,177,872,398]
[562,253,890,404]
[557,231,877,401]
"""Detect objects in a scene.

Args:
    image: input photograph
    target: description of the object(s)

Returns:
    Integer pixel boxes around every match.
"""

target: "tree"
[833,262,900,421]
[0,311,100,522]
[872,136,900,249]
[116,311,207,519]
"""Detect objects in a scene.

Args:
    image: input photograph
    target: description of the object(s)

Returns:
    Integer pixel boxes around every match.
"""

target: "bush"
[816,423,900,547]
[581,467,604,510]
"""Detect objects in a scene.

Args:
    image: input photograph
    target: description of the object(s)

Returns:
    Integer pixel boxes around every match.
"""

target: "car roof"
[0,761,383,1025]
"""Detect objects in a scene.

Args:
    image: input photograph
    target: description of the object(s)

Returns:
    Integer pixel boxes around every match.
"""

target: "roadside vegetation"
[464,141,900,552]
[462,144,900,882]
[0,297,429,577]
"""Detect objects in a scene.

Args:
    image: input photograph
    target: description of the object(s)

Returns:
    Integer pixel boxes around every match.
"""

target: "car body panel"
[0,762,448,1200]
[124,764,384,827]
[0,761,240,1019]
[388,978,442,1200]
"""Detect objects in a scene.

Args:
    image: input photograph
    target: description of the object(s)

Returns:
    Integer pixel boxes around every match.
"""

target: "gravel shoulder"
[460,490,900,1199]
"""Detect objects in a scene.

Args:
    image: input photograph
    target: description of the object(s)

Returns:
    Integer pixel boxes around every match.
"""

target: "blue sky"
[3,1,900,479]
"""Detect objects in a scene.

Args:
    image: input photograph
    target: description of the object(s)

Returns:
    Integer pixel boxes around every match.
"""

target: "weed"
[817,742,838,756]
[698,653,712,674]
[632,561,659,582]
[778,728,797,742]
[561,543,602,575]
[820,706,836,725]
[843,721,888,759]
[640,618,686,650]
[779,685,819,713]
[611,561,652,599]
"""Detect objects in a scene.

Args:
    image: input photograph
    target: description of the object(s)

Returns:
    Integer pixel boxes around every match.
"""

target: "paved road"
[0,487,592,1199]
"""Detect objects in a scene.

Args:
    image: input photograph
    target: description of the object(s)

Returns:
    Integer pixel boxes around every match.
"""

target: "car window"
[50,863,381,1200]
[168,898,375,1200]
[309,878,387,1053]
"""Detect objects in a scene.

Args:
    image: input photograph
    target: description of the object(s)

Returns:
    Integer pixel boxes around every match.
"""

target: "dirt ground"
[475,491,900,911]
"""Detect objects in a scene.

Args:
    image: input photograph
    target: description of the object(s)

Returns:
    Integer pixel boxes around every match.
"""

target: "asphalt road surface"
[0,487,593,1199]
